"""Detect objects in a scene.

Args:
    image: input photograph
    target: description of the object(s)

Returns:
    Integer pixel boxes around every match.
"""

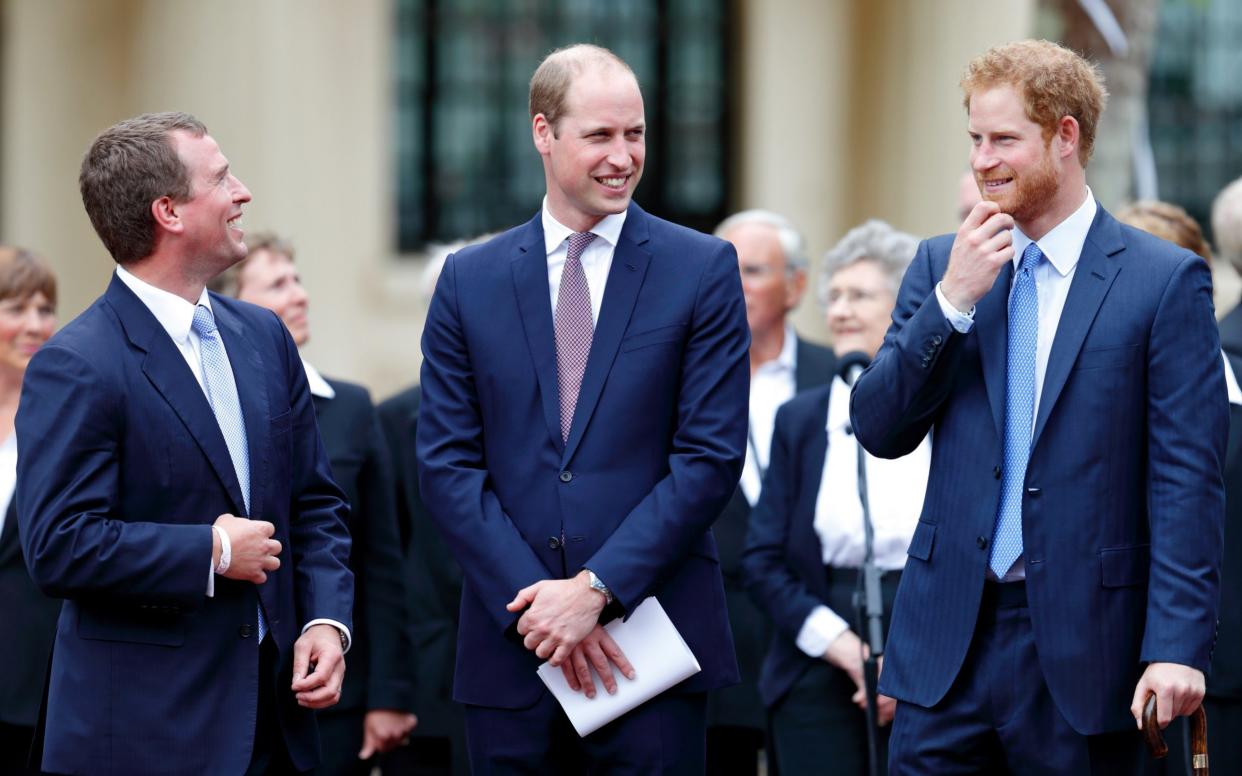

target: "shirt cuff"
[303,619,352,653]
[206,557,214,597]
[795,605,850,658]
[935,282,976,333]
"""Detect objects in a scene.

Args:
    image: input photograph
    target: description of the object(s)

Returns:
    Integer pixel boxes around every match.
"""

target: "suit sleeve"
[280,323,355,631]
[1140,254,1227,670]
[584,240,750,612]
[357,400,416,711]
[16,344,212,606]
[417,255,553,631]
[742,403,830,642]
[850,238,965,459]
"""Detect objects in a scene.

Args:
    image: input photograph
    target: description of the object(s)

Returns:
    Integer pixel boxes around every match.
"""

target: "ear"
[151,196,184,236]
[785,267,808,310]
[1055,115,1080,162]
[532,113,554,156]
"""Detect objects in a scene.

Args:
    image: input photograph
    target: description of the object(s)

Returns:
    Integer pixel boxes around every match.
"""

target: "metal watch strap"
[586,569,614,604]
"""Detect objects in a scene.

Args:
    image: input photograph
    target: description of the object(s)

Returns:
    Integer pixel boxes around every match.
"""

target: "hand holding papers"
[537,597,701,737]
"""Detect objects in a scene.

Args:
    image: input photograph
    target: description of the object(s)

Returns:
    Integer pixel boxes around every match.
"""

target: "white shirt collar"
[115,264,211,344]
[1223,351,1242,406]
[300,359,336,399]
[541,197,628,256]
[1011,186,1097,277]
[826,375,851,434]
[756,324,798,376]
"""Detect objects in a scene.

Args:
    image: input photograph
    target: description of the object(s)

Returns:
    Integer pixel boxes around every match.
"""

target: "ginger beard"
[977,135,1061,225]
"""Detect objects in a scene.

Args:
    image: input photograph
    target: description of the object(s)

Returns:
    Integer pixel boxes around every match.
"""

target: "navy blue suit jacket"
[417,203,749,709]
[741,384,835,709]
[16,274,354,775]
[850,205,1226,735]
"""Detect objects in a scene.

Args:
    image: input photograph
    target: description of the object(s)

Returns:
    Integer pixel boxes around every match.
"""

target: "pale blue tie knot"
[989,242,1042,578]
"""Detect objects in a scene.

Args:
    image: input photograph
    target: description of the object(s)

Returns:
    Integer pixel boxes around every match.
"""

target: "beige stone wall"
[9,0,1229,396]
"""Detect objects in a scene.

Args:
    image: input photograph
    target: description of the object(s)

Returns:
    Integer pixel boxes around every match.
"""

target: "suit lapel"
[976,261,1013,441]
[213,299,271,519]
[106,275,248,515]
[561,207,652,464]
[0,501,18,567]
[795,339,837,391]
[511,214,565,450]
[1031,207,1123,448]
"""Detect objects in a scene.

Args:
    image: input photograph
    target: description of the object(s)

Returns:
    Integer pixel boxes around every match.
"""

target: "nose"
[605,137,631,169]
[232,176,253,204]
[971,144,998,172]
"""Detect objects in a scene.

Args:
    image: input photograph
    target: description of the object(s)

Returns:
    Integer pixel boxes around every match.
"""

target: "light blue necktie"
[989,243,1042,578]
[192,304,266,641]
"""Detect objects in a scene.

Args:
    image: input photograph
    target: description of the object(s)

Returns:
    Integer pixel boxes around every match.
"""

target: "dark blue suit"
[417,203,748,760]
[851,205,1226,748]
[16,274,354,775]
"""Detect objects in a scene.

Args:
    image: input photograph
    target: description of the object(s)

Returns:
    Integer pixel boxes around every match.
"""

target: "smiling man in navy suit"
[851,41,1226,773]
[417,44,749,773]
[16,112,354,775]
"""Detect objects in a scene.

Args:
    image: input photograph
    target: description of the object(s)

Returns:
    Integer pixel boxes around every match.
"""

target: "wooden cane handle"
[1142,692,1209,774]
[1142,693,1168,759]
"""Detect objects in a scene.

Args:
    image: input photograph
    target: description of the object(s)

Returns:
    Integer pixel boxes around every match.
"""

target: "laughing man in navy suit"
[417,44,749,773]
[851,41,1226,773]
[16,113,354,775]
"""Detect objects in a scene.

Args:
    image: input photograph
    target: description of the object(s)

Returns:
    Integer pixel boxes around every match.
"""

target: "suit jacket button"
[238,624,253,638]
[993,466,1001,479]
[977,535,988,549]
[933,335,943,345]
[548,536,562,550]
[559,471,573,483]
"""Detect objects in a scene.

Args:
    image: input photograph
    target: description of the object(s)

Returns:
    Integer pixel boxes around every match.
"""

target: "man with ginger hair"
[416,44,748,772]
[851,40,1225,772]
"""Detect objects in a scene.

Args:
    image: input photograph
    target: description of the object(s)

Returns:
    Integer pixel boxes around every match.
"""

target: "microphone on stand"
[837,349,885,776]
[837,350,871,388]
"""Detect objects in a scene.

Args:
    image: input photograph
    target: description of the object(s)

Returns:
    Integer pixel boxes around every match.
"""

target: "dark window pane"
[393,0,731,251]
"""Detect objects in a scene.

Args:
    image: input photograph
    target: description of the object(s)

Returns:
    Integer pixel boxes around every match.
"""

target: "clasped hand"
[213,513,281,584]
[507,571,635,696]
[1130,662,1205,730]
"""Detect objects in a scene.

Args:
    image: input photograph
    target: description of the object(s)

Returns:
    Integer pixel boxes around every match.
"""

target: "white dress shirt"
[740,326,798,505]
[543,198,627,325]
[936,188,1098,581]
[0,434,17,537]
[301,360,336,400]
[116,267,350,649]
[795,376,932,657]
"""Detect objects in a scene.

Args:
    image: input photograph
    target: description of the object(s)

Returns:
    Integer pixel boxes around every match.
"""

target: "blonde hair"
[0,246,57,306]
[529,44,635,135]
[1117,200,1212,263]
[961,40,1107,166]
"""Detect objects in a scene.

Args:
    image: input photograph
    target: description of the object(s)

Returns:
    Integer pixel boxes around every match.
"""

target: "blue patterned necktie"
[555,232,597,443]
[192,304,265,641]
[989,242,1042,578]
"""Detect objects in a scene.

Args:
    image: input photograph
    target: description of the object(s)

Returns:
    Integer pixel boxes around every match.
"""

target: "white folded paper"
[536,597,701,737]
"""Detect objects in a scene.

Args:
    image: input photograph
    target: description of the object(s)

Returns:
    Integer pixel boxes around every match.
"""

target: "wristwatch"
[585,569,614,605]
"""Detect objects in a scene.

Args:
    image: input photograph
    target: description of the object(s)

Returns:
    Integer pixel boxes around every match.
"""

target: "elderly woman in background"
[742,220,926,775]
[0,247,58,774]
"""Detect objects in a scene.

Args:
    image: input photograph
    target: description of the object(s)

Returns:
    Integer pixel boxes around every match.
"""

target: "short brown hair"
[961,40,1107,166]
[0,246,57,307]
[79,111,208,265]
[209,231,296,297]
[1117,200,1212,263]
[529,44,635,135]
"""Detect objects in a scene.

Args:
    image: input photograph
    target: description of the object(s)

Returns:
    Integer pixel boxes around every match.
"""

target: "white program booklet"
[536,597,701,737]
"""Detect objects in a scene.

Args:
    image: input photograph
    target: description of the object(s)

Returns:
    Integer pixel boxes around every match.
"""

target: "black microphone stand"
[848,396,885,776]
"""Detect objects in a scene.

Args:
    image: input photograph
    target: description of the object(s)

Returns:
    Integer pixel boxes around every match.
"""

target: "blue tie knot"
[191,304,218,337]
[1020,243,1043,275]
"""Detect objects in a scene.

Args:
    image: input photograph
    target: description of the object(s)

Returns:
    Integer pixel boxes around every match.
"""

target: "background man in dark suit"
[417,43,750,773]
[1213,176,1242,358]
[213,232,417,775]
[851,41,1225,773]
[16,112,355,775]
[708,209,835,774]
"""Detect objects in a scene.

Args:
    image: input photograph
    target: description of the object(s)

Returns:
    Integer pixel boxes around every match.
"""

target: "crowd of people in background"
[2,37,1242,776]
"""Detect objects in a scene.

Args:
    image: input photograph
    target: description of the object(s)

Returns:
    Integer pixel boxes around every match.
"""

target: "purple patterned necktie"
[555,231,597,442]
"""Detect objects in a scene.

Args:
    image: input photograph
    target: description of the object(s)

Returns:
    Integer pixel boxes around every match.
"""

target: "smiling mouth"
[595,175,629,190]
[981,177,1013,190]
[227,214,244,230]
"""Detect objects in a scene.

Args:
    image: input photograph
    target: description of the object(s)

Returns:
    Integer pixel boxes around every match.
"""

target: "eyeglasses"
[824,287,885,306]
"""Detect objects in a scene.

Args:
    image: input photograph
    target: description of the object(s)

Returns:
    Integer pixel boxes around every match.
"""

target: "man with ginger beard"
[851,40,1225,773]
[417,43,748,772]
